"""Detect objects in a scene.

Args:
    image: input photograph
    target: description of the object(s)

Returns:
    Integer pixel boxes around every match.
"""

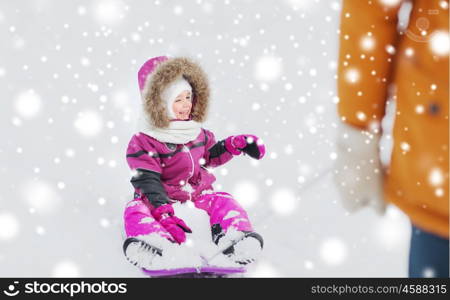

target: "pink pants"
[123,192,253,244]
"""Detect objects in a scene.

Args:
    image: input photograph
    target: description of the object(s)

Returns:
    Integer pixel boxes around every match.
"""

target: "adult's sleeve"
[337,0,403,129]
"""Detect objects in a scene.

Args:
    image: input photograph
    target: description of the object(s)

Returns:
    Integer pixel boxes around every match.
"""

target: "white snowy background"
[0,0,412,277]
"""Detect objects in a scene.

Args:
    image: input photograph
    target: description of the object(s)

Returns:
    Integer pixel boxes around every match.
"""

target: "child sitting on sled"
[123,56,265,269]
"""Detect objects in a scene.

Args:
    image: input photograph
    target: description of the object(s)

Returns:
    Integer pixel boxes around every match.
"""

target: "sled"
[125,232,257,277]
[142,264,246,278]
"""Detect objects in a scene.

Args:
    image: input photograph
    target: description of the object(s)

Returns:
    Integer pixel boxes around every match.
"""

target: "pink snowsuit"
[124,129,254,244]
[123,56,254,246]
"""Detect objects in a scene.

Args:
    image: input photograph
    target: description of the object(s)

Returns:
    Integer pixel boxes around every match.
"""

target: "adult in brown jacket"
[335,0,448,277]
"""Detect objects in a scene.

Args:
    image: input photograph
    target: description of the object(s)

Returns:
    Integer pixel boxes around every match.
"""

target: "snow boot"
[123,237,163,269]
[213,225,264,265]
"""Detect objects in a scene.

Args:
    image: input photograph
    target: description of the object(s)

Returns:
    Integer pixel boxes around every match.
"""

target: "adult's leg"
[408,224,449,278]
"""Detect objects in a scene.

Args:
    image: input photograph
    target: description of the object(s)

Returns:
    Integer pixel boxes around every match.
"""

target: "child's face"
[172,90,192,120]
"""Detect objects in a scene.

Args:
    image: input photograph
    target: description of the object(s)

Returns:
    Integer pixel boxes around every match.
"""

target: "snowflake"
[74,111,103,137]
[429,31,449,56]
[14,90,42,119]
[0,213,20,241]
[254,55,282,82]
[319,237,348,265]
[379,0,402,6]
[232,181,259,209]
[52,261,80,277]
[344,68,360,84]
[429,168,444,186]
[270,188,297,216]
[360,36,375,51]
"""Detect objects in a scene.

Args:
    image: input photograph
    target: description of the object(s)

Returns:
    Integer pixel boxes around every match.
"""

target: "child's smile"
[172,90,192,120]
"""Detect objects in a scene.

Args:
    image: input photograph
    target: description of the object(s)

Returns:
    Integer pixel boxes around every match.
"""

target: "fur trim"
[142,57,210,128]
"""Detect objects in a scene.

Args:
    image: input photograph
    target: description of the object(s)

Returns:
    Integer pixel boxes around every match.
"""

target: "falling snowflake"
[74,111,103,137]
[269,188,298,216]
[254,55,283,82]
[435,188,444,197]
[429,31,449,56]
[0,212,20,241]
[400,142,410,153]
[405,47,414,57]
[422,267,436,278]
[360,36,375,51]
[14,90,42,119]
[304,260,314,270]
[415,105,425,114]
[232,181,259,209]
[344,68,360,84]
[428,168,444,186]
[93,0,127,25]
[22,180,61,215]
[319,237,348,266]
[52,261,81,277]
[379,0,402,6]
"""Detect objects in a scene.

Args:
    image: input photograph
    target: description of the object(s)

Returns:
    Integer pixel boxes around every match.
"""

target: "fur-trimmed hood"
[138,56,210,128]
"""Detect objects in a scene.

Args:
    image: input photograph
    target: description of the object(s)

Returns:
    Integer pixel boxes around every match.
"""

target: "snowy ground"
[0,0,411,277]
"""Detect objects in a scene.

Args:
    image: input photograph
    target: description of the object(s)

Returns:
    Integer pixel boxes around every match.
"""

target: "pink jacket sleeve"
[126,134,169,208]
[126,134,162,173]
[203,129,234,168]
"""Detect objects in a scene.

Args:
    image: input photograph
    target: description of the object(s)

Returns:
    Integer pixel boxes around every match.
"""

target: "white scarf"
[137,113,201,144]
